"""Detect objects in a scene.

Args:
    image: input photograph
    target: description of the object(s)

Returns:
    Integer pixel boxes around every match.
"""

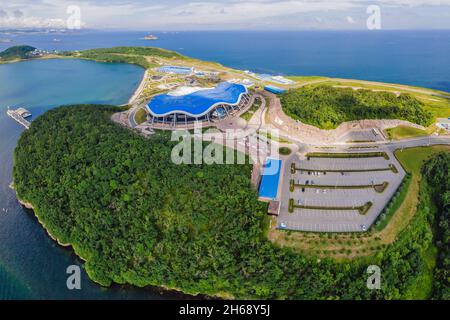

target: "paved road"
[384,136,450,151]
[128,107,139,128]
[245,93,267,134]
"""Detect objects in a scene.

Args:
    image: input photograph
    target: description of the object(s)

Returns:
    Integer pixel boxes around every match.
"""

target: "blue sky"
[0,0,449,30]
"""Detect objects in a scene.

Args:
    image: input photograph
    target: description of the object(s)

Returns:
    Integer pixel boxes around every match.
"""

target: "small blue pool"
[259,158,283,200]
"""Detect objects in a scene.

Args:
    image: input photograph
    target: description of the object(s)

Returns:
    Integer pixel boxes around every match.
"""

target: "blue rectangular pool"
[259,158,283,200]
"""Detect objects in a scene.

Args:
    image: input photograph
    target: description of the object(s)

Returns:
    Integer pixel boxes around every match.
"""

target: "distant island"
[0,45,37,61]
[7,45,450,300]
[0,45,58,63]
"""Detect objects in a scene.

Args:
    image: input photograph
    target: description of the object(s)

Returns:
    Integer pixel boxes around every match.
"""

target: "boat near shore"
[142,34,159,40]
[6,107,32,129]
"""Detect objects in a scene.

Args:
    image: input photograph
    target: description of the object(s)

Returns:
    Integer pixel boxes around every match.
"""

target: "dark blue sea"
[1,30,449,92]
[0,30,449,299]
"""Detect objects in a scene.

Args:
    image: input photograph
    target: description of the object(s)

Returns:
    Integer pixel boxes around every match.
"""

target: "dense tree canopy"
[0,45,36,61]
[67,46,186,69]
[281,85,433,129]
[422,153,450,299]
[12,105,445,299]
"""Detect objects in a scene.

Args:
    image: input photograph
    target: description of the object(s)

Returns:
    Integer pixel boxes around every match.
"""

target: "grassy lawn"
[372,174,412,232]
[279,147,292,155]
[286,76,329,85]
[315,79,450,98]
[415,95,450,119]
[268,145,450,260]
[386,125,435,140]
[134,108,148,125]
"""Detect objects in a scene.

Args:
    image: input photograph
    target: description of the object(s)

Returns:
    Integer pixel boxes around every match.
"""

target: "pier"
[6,107,31,129]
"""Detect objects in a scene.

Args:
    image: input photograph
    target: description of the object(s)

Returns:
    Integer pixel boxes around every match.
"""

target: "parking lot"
[296,157,393,171]
[278,149,406,232]
[339,129,385,143]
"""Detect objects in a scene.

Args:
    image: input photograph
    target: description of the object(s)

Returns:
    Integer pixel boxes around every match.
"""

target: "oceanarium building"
[146,82,251,128]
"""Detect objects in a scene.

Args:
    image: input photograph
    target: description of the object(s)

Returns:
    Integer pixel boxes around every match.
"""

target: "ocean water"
[0,59,187,299]
[1,30,449,92]
[0,30,449,300]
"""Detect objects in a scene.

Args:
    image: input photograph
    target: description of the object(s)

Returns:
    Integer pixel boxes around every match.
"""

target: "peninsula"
[8,45,450,300]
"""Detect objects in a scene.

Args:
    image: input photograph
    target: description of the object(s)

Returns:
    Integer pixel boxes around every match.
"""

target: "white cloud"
[0,0,449,29]
[378,0,450,6]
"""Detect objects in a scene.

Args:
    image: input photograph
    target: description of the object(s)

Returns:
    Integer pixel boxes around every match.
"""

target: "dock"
[6,107,31,129]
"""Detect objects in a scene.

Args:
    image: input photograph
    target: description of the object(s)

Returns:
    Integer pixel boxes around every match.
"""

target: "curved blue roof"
[146,82,248,117]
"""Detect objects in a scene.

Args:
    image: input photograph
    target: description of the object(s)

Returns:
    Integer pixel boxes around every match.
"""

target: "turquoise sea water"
[0,59,187,299]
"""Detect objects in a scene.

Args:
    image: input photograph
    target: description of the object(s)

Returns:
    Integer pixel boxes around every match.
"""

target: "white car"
[361,225,368,232]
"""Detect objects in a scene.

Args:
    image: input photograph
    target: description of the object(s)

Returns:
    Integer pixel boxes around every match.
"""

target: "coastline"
[16,197,73,249]
[128,69,148,105]
[14,193,225,298]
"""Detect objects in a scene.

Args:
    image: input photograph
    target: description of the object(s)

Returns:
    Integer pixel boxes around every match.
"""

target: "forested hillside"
[0,45,36,61]
[281,85,434,129]
[12,105,445,299]
[69,46,185,69]
[422,153,450,299]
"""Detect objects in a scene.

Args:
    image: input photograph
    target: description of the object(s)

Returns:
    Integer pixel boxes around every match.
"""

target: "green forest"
[66,46,185,69]
[13,105,448,299]
[422,153,450,299]
[281,85,434,129]
[0,45,36,61]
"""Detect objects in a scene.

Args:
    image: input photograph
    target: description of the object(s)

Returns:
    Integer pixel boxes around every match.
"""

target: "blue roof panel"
[147,82,247,117]
[264,85,286,95]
